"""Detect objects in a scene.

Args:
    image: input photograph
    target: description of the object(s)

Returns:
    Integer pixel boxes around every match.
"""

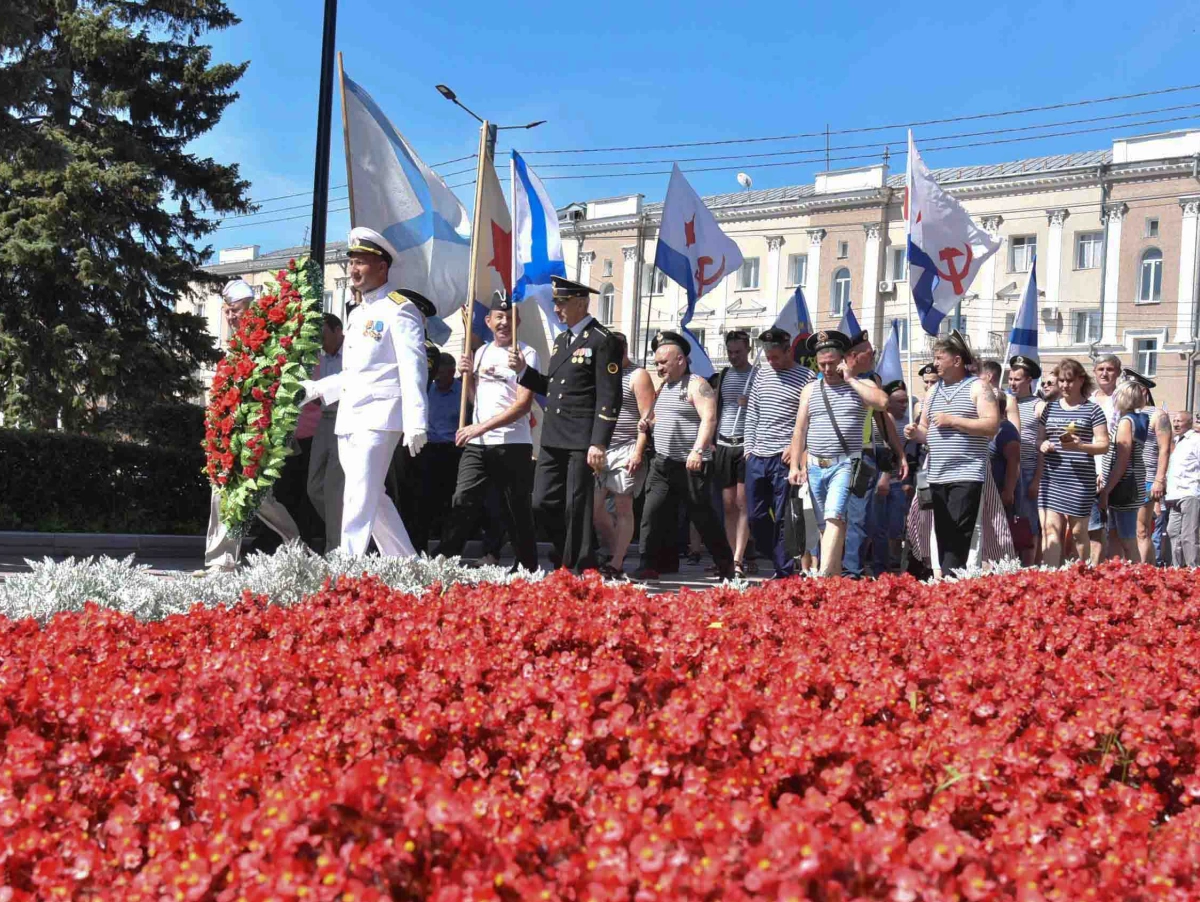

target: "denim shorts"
[1111,507,1139,540]
[808,459,853,523]
[1088,500,1116,532]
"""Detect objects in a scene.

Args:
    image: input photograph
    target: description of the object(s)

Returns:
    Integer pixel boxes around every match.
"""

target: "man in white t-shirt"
[436,292,540,571]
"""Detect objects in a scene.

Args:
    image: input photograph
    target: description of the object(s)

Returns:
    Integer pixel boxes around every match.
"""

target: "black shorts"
[712,444,745,488]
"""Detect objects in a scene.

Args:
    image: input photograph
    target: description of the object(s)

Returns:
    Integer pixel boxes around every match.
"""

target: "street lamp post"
[434,85,545,427]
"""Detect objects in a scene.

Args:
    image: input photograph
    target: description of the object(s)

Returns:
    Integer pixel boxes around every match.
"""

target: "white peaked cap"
[221,279,255,303]
[347,226,400,266]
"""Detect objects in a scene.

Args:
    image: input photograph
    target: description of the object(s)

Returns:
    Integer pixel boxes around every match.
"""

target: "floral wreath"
[203,257,323,535]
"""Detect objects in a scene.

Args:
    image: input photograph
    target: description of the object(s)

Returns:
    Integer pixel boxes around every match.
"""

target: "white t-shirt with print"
[471,341,539,446]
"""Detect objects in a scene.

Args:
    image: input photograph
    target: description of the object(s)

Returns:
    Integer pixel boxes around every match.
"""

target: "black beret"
[884,379,907,394]
[918,363,938,377]
[758,327,792,345]
[847,329,870,348]
[724,329,751,344]
[651,329,691,356]
[804,329,850,355]
[1008,355,1042,379]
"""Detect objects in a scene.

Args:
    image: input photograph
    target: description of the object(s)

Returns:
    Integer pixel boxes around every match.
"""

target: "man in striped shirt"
[711,330,754,574]
[744,327,815,578]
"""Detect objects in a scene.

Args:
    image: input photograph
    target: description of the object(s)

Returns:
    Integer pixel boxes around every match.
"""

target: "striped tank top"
[653,375,709,463]
[716,366,753,441]
[806,379,868,457]
[1016,393,1040,474]
[1104,412,1148,511]
[924,376,989,484]
[609,365,641,448]
[1141,409,1163,483]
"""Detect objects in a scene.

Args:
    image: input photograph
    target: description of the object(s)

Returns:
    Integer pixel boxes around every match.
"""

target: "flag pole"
[308,0,338,267]
[510,150,519,348]
[337,53,355,226]
[904,130,915,421]
[460,120,492,430]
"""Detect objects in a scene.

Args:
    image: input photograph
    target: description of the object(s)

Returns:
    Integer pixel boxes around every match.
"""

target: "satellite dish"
[736,172,752,190]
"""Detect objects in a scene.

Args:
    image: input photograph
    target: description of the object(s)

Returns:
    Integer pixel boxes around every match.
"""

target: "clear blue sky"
[194,0,1200,257]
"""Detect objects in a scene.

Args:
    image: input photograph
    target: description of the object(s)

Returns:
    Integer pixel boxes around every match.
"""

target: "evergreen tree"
[0,1,251,429]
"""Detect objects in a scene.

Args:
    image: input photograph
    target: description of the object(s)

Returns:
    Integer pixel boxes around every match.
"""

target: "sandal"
[734,561,746,579]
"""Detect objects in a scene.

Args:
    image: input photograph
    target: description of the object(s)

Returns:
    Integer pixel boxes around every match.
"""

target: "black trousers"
[533,446,596,573]
[639,457,734,573]
[439,443,538,572]
[930,481,983,573]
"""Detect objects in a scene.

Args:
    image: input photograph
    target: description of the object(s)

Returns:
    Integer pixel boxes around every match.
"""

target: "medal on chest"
[362,318,385,342]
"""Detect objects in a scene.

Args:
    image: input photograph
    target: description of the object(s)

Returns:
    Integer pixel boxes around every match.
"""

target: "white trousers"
[307,413,345,551]
[337,429,415,557]
[204,489,299,569]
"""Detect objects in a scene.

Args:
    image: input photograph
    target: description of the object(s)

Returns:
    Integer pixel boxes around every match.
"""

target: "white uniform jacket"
[310,280,428,437]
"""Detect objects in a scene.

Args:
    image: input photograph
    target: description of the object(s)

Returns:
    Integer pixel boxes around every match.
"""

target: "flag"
[341,71,470,318]
[838,301,862,339]
[655,164,744,379]
[906,131,1000,335]
[1004,256,1039,366]
[877,319,904,386]
[774,285,814,356]
[466,161,511,346]
[511,150,568,339]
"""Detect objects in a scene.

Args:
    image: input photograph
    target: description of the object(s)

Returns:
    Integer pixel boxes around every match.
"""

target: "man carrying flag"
[653,164,743,378]
[1006,260,1043,564]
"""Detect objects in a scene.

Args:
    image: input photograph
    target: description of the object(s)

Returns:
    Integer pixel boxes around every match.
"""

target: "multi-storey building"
[192,129,1200,410]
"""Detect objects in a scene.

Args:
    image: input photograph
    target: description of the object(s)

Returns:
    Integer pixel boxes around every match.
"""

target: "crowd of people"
[206,227,1200,578]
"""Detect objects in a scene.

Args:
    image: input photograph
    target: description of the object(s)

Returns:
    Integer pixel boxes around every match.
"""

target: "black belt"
[717,435,743,446]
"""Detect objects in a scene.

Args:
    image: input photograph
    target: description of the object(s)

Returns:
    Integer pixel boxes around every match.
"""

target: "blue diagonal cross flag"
[876,320,904,387]
[1005,256,1039,367]
[511,150,568,339]
[341,71,470,319]
[654,165,743,378]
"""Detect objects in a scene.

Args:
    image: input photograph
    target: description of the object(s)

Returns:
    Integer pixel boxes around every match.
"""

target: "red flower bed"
[2,563,1200,900]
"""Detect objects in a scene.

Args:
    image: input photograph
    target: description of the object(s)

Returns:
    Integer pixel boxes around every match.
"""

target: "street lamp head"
[435,84,457,102]
[525,120,546,129]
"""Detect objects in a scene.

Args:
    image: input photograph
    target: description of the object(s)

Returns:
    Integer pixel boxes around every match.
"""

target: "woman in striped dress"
[1037,358,1110,567]
[1101,377,1150,561]
[1137,390,1172,564]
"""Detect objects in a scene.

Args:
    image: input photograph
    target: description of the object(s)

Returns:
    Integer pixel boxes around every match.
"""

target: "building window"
[831,267,851,315]
[891,246,908,281]
[601,258,613,278]
[1004,313,1016,334]
[1075,232,1102,270]
[642,264,667,295]
[599,283,615,324]
[1135,337,1158,376]
[837,240,849,259]
[1072,310,1101,344]
[938,303,966,335]
[737,257,760,290]
[1138,248,1163,303]
[1145,218,1159,239]
[786,253,807,287]
[893,318,909,352]
[690,328,706,351]
[1009,235,1036,273]
[323,290,333,312]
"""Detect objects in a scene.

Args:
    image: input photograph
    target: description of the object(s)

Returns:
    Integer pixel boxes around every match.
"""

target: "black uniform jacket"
[517,320,623,451]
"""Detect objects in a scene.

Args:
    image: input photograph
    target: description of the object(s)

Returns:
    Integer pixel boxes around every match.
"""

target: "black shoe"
[630,567,661,581]
[598,563,626,580]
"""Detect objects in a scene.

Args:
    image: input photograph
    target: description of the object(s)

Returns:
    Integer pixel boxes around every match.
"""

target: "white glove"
[298,380,321,405]
[404,430,427,456]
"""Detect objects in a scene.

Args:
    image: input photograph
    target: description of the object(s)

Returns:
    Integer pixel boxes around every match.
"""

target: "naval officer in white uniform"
[300,227,432,556]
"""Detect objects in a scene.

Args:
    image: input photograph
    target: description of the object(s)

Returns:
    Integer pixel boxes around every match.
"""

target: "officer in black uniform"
[508,275,623,572]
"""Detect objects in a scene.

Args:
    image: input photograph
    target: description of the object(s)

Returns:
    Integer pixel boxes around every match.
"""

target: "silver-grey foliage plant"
[0,542,542,623]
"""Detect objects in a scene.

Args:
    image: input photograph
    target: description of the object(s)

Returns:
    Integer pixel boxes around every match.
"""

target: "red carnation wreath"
[203,257,323,534]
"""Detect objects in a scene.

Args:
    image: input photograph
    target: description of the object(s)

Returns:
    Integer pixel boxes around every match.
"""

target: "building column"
[976,215,1003,351]
[1176,197,1200,341]
[861,223,883,339]
[766,236,785,317]
[620,246,638,346]
[1045,209,1069,309]
[1101,203,1127,345]
[579,249,596,287]
[805,228,825,317]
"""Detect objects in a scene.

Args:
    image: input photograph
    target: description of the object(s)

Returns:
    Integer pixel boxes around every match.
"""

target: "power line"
[216,207,350,231]
[502,82,1200,156]
[449,110,1200,188]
